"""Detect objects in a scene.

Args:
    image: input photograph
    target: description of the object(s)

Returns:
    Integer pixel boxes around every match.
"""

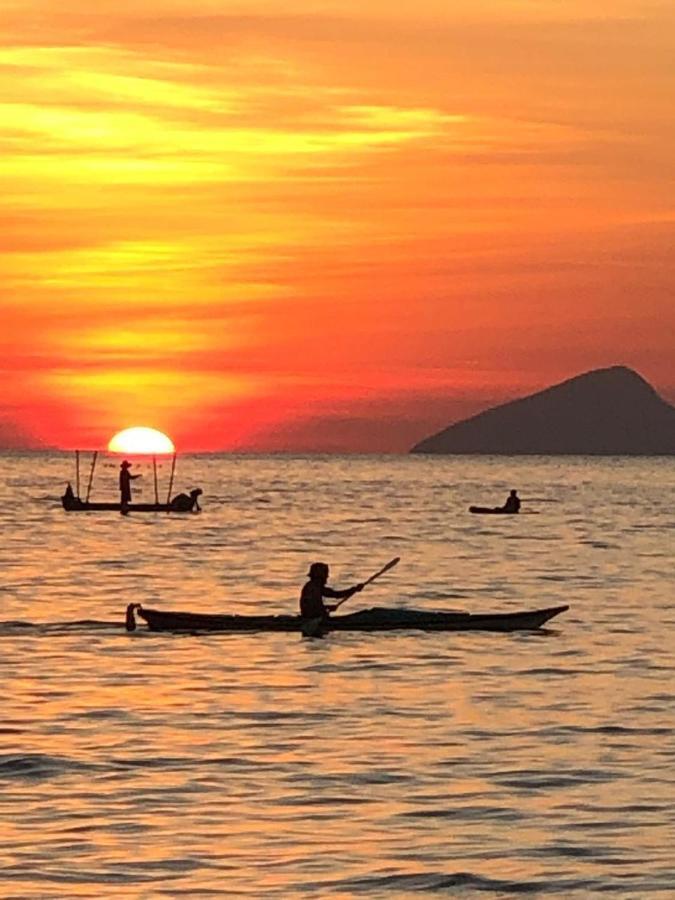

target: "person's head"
[121,460,131,469]
[190,488,203,498]
[510,489,518,496]
[308,562,329,584]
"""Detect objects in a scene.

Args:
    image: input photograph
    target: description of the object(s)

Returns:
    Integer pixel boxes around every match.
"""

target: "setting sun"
[108,426,175,455]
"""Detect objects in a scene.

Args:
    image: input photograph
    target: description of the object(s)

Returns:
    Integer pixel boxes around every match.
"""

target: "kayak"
[469,505,519,514]
[126,603,569,634]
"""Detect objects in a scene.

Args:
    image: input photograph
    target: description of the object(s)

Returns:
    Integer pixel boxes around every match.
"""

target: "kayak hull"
[469,506,518,514]
[132,604,569,634]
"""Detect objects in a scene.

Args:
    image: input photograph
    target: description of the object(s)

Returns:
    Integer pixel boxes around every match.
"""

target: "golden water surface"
[1,454,674,897]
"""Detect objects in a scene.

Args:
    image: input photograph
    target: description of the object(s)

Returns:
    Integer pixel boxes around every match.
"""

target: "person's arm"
[324,584,365,602]
[131,473,142,480]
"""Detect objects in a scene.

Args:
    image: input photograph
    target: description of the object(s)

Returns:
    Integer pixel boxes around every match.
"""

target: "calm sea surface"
[1,453,674,898]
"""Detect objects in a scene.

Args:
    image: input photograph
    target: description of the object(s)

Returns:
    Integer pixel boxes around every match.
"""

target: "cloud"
[1,2,674,450]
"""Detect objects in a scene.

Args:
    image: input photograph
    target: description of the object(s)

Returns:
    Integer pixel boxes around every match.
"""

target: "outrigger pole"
[165,452,177,508]
[75,449,81,498]
[85,451,98,502]
[152,455,159,505]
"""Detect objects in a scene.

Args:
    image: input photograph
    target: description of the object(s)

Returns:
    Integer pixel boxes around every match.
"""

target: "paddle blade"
[363,556,400,586]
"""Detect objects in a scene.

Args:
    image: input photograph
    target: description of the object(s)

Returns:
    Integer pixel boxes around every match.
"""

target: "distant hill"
[411,366,675,455]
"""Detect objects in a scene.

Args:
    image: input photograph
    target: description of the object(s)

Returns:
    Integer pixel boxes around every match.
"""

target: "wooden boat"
[62,491,201,513]
[126,603,569,633]
[469,505,519,514]
[61,448,202,513]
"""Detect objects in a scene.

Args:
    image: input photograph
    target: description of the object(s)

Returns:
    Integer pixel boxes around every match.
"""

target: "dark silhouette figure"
[125,603,141,631]
[119,460,141,507]
[300,562,364,627]
[502,489,521,513]
[468,489,521,514]
[169,488,202,512]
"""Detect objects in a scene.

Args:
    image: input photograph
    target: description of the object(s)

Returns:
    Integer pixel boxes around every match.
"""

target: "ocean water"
[0,452,674,898]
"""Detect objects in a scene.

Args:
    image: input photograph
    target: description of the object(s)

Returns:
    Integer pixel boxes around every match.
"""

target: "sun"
[108,427,175,455]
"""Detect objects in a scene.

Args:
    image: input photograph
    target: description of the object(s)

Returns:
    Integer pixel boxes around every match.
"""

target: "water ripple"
[1,453,674,897]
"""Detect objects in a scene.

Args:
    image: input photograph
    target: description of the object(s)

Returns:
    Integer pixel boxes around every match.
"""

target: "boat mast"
[165,452,177,507]
[152,455,159,505]
[75,449,80,498]
[85,451,98,502]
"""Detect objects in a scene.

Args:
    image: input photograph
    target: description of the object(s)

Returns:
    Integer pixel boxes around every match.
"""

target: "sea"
[1,452,674,898]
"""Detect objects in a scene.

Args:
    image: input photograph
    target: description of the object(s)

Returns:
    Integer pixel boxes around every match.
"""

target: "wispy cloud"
[1,1,673,449]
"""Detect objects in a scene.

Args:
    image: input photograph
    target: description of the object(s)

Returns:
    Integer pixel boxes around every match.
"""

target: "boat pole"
[165,452,177,509]
[153,455,159,505]
[75,449,80,498]
[85,451,98,502]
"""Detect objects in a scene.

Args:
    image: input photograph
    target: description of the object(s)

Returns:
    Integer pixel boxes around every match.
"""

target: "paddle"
[335,556,400,609]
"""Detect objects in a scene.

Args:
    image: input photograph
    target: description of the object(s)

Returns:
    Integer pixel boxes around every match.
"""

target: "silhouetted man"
[502,489,521,513]
[300,562,364,632]
[119,460,141,507]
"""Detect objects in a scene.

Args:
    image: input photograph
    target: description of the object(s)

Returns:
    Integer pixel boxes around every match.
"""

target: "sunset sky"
[1,1,673,451]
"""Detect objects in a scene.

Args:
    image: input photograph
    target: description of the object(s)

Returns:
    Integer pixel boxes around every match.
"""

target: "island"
[411,366,675,455]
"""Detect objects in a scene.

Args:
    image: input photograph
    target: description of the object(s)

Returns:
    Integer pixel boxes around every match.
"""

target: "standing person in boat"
[502,489,521,513]
[300,562,364,628]
[119,460,141,509]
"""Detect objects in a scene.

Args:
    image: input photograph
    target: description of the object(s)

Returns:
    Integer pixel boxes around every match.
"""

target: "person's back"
[300,577,327,619]
[170,489,202,511]
[503,490,520,513]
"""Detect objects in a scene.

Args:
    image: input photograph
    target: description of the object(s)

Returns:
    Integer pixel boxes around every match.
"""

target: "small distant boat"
[126,603,569,634]
[62,495,200,513]
[469,505,519,515]
[61,450,202,514]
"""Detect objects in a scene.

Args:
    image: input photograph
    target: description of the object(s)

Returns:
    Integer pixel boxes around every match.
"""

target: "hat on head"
[121,460,131,468]
[308,562,329,579]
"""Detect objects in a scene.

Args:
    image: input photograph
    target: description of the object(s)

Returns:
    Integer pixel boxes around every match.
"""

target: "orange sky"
[1,1,673,451]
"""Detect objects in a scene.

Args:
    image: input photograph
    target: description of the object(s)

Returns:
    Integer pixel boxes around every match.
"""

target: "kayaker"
[300,562,364,623]
[119,460,141,507]
[502,489,521,513]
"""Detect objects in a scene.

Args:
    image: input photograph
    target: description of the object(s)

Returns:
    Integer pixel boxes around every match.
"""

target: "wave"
[312,870,600,894]
[0,619,120,636]
[0,753,96,780]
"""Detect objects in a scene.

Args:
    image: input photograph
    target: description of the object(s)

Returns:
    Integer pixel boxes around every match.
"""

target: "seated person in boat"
[119,460,141,505]
[169,488,203,512]
[501,489,521,513]
[61,482,85,509]
[300,562,364,621]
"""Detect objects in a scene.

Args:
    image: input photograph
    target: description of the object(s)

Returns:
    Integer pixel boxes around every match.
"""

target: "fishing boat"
[62,490,202,514]
[125,602,569,633]
[61,449,202,514]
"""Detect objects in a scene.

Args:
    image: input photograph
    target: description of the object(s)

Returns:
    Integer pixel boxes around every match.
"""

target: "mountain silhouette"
[411,366,675,455]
